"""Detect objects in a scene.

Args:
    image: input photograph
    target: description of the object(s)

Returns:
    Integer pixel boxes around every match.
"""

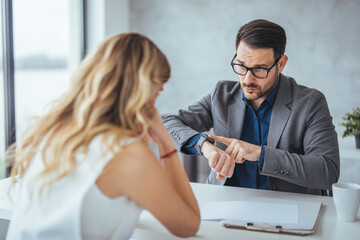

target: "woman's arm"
[97,141,200,237]
[147,108,200,219]
[97,109,200,237]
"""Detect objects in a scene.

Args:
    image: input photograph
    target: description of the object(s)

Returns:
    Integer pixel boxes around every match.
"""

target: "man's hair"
[236,19,286,59]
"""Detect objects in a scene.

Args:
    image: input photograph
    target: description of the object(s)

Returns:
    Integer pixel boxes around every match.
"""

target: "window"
[1,0,9,179]
[13,0,76,140]
[0,0,83,179]
[0,81,4,179]
[0,6,5,178]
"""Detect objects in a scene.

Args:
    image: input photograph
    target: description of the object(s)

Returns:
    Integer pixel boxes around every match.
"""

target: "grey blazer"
[163,74,340,195]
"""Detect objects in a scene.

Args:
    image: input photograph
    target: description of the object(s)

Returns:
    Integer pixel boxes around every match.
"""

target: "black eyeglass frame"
[231,54,282,79]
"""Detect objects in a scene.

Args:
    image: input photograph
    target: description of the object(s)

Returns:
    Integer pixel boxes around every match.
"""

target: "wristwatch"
[195,134,215,155]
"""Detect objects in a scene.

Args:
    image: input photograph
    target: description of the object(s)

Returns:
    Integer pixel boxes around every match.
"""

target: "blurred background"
[1,0,359,182]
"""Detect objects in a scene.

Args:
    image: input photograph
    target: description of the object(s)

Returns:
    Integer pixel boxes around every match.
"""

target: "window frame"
[1,0,15,177]
[1,0,86,178]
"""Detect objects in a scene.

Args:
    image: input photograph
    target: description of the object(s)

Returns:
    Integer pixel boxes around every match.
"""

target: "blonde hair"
[8,33,170,194]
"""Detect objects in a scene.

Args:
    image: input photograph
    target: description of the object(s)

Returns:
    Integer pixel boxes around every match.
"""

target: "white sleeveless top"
[6,135,143,240]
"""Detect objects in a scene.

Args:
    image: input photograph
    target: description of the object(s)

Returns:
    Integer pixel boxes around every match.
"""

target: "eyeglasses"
[231,54,281,79]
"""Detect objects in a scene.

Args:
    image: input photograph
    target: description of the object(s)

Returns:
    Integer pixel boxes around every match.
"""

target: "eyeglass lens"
[233,65,269,78]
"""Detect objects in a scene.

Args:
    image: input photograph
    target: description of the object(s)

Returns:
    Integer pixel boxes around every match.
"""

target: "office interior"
[0,0,359,238]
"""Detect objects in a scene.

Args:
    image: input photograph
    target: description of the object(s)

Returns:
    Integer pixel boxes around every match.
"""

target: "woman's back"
[6,33,200,240]
[6,136,142,240]
[81,184,142,240]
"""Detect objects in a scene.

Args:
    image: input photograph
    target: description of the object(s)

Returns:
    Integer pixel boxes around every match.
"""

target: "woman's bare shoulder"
[97,140,160,197]
[113,140,159,173]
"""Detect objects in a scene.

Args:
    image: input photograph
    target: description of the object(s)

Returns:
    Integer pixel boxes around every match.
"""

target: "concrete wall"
[129,0,360,150]
[86,0,130,52]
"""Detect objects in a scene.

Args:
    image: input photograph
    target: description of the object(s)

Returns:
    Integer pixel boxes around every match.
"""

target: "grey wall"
[129,0,360,149]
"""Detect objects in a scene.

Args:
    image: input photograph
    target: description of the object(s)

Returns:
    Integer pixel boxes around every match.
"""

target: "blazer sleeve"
[162,82,220,151]
[261,91,340,190]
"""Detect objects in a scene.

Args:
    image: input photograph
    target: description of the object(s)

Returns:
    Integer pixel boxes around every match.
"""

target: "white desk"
[132,183,360,240]
[0,178,13,240]
[1,179,359,240]
[0,177,13,221]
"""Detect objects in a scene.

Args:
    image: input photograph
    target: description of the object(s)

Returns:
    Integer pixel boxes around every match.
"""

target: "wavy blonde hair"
[9,33,170,194]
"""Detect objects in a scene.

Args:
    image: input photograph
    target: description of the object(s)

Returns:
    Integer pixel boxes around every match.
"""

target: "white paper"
[201,200,299,224]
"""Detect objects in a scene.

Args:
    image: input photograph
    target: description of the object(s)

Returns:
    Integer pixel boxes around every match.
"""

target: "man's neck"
[251,98,265,111]
[251,75,280,111]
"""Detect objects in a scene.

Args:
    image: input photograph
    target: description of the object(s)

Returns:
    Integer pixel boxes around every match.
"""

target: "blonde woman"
[6,33,200,239]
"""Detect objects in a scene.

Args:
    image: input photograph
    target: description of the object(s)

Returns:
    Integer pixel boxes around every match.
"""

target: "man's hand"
[201,141,236,181]
[209,135,261,163]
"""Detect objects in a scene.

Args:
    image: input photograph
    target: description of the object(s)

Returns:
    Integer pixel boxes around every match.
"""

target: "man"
[162,19,340,195]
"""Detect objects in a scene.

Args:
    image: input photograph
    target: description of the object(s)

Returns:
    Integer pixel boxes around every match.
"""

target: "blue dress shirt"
[182,78,280,189]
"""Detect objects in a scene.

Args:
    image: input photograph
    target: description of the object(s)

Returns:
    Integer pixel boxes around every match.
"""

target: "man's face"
[235,41,280,102]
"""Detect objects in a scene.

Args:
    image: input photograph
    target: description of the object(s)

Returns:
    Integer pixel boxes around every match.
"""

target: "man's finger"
[216,173,225,181]
[209,135,233,146]
[226,160,235,178]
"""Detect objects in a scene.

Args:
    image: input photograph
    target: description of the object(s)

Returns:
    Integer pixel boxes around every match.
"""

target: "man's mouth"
[242,84,258,93]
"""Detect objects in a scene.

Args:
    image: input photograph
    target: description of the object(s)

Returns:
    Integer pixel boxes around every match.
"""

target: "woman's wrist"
[160,149,178,159]
[158,144,176,156]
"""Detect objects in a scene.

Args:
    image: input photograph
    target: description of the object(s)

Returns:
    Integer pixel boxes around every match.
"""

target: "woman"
[6,33,200,239]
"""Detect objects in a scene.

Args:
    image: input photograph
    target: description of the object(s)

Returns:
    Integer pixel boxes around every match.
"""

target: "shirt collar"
[241,76,281,107]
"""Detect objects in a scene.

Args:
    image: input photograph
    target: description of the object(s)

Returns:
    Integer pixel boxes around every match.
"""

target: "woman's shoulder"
[104,139,159,189]
[118,139,155,164]
[119,136,142,147]
[95,137,158,196]
[87,135,142,155]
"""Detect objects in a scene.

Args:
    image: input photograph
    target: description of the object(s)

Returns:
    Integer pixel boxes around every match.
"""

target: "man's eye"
[253,68,266,73]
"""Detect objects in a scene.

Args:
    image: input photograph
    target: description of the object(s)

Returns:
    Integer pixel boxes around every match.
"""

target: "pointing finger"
[216,173,225,181]
[208,135,233,146]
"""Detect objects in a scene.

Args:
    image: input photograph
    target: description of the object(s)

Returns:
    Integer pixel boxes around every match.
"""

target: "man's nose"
[242,70,256,84]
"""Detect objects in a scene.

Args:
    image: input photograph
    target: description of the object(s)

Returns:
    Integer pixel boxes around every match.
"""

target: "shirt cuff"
[257,145,266,170]
[180,134,201,155]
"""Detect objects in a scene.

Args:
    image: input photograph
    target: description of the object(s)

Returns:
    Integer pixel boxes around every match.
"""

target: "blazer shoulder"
[285,75,325,100]
[212,80,241,101]
[216,80,239,92]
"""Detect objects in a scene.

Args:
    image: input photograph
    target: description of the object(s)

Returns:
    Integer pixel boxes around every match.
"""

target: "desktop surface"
[132,182,360,240]
[1,179,359,240]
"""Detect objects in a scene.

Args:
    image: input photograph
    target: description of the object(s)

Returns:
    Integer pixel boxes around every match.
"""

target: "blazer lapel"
[228,85,246,140]
[268,74,292,148]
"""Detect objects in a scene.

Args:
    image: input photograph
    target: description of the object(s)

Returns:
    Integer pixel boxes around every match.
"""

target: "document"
[201,200,298,224]
[201,199,322,235]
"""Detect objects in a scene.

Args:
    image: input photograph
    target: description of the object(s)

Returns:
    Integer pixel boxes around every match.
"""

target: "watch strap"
[195,134,215,155]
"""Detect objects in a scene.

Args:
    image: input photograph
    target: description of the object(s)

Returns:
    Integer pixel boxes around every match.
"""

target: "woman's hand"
[144,106,174,155]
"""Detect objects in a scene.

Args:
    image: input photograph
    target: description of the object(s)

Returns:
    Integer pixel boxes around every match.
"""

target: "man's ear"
[278,55,288,73]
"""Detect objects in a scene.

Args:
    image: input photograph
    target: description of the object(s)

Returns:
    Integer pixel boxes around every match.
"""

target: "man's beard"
[241,69,279,101]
